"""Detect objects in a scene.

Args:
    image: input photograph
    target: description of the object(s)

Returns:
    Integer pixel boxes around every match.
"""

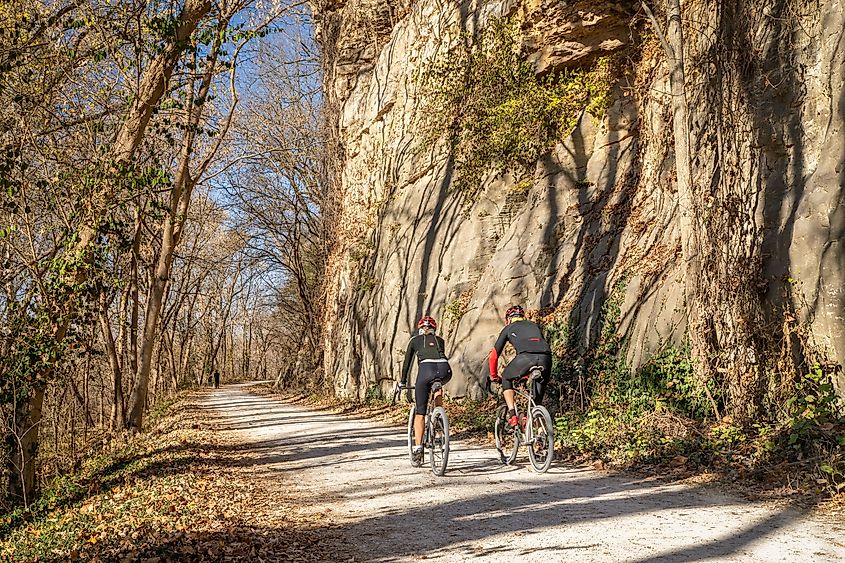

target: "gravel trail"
[204,383,844,562]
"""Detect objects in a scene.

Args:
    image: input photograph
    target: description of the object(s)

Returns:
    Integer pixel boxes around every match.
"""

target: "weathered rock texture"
[313,0,845,403]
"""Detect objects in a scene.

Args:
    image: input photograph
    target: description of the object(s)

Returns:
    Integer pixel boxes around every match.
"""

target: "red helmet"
[505,304,525,321]
[417,315,437,330]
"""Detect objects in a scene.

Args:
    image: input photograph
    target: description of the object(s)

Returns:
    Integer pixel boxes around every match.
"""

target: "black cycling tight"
[501,352,552,404]
[415,361,452,415]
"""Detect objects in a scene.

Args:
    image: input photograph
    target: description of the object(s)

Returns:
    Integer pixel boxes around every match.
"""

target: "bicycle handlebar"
[392,382,416,405]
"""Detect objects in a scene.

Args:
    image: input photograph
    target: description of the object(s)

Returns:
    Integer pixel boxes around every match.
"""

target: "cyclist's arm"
[488,350,498,379]
[488,329,509,379]
[401,337,416,385]
[436,335,448,359]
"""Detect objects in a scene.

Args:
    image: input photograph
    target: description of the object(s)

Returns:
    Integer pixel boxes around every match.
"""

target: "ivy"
[419,16,615,205]
[0,160,172,409]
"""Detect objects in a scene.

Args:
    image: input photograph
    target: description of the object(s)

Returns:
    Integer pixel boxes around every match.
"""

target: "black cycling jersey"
[493,320,551,356]
[401,333,448,384]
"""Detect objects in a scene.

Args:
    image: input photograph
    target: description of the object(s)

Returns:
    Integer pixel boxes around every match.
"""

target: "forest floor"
[1,386,343,562]
[3,381,844,562]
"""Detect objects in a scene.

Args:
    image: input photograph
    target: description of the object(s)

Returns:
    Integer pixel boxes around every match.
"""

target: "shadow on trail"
[187,388,833,561]
[329,479,808,562]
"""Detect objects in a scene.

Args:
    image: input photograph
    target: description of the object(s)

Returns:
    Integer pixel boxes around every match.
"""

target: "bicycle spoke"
[527,406,554,473]
[430,407,449,476]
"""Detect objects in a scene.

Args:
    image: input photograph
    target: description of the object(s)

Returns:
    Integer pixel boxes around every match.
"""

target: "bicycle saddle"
[518,366,545,382]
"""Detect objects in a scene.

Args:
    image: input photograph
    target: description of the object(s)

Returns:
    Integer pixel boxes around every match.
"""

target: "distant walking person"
[213,369,220,389]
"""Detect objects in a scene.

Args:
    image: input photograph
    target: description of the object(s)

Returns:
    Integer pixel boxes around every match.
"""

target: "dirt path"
[205,383,844,562]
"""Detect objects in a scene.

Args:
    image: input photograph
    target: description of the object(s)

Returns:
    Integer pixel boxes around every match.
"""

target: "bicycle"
[394,380,450,476]
[493,365,554,473]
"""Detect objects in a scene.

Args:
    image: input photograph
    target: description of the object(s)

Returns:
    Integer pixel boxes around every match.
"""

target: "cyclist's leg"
[531,353,553,404]
[432,364,452,408]
[414,365,436,446]
[502,354,534,424]
[501,383,516,412]
[414,415,425,446]
[502,354,532,408]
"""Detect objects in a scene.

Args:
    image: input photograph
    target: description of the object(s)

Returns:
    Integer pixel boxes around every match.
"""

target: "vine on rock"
[418,16,615,205]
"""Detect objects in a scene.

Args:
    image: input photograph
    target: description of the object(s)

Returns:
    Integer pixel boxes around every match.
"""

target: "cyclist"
[488,304,552,428]
[400,315,452,465]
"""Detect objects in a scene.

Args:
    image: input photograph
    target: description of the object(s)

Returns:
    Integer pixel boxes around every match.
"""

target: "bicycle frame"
[494,365,554,472]
[395,380,450,475]
[510,370,541,445]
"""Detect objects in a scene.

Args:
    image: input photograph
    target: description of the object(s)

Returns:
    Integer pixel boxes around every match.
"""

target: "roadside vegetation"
[419,15,614,206]
[533,294,845,500]
[0,392,335,562]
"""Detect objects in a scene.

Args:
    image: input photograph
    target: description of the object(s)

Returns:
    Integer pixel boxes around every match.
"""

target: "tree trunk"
[127,249,173,430]
[7,388,45,508]
[126,140,200,430]
[125,14,225,431]
[98,367,105,427]
[99,300,125,429]
[643,0,719,420]
[164,328,178,392]
[664,0,719,420]
[129,219,142,381]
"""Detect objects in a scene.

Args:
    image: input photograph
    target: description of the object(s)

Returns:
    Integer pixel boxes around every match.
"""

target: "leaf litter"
[1,392,346,562]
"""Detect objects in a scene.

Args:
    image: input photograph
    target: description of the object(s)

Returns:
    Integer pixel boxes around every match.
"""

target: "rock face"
[313,0,845,402]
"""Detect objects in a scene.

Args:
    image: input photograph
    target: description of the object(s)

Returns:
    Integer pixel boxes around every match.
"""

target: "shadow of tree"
[14,387,838,562]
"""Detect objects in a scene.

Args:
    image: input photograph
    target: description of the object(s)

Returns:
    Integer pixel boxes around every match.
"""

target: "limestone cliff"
[313,0,845,406]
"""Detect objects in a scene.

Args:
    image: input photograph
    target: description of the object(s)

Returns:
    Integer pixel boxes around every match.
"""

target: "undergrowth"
[1,390,333,561]
[0,392,198,556]
[534,277,845,497]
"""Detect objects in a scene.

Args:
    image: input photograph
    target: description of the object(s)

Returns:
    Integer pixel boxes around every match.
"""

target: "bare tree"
[223,30,327,362]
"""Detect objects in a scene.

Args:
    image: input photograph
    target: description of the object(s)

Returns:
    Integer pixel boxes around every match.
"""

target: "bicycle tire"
[407,405,421,466]
[494,405,519,465]
[429,406,449,476]
[527,405,554,473]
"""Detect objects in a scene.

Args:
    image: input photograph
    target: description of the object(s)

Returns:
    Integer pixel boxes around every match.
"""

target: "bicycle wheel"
[407,405,420,466]
[494,405,519,465]
[429,406,449,476]
[527,406,554,473]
